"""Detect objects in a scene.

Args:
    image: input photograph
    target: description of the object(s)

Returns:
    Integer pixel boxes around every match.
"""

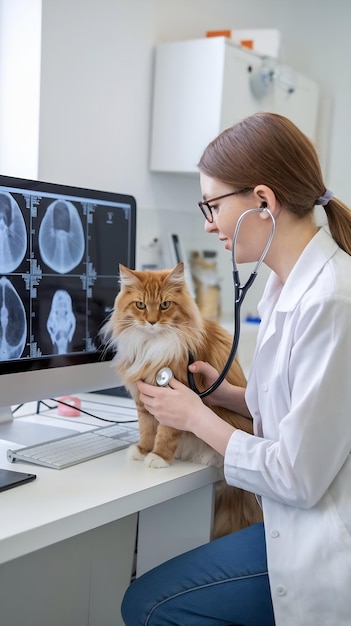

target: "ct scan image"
[38,199,85,273]
[46,289,77,355]
[0,192,27,274]
[0,277,27,360]
[0,182,134,368]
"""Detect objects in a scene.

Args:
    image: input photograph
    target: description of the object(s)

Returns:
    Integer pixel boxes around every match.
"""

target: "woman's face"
[199,173,272,265]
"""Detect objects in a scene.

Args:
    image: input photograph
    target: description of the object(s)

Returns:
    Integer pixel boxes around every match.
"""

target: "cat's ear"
[118,264,139,287]
[167,262,185,285]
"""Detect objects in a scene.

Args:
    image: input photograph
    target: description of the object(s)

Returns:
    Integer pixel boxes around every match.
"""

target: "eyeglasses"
[198,188,253,223]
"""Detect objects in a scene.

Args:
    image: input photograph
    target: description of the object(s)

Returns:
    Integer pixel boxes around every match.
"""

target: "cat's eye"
[135,301,146,310]
[160,301,171,310]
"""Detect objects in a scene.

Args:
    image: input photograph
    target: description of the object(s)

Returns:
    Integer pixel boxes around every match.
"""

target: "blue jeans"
[121,522,275,626]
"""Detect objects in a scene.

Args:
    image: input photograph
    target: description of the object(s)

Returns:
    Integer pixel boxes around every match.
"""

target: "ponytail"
[324,199,351,255]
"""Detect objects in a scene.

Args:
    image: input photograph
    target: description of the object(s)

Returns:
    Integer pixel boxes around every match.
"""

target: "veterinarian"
[121,112,351,626]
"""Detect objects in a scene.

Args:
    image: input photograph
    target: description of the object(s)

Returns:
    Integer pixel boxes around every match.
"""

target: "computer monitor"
[0,175,136,442]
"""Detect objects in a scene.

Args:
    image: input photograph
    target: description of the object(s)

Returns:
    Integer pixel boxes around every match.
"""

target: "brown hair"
[198,112,351,255]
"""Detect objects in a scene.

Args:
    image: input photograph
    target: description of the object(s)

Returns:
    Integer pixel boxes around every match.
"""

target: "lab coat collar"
[258,227,339,317]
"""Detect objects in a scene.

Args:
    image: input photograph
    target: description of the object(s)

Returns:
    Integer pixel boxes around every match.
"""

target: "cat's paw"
[144,452,170,468]
[127,444,147,461]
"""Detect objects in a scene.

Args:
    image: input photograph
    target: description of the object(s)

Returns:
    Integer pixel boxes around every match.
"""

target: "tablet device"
[0,468,36,492]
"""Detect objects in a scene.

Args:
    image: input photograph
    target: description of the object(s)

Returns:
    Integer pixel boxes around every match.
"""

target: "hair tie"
[316,189,334,206]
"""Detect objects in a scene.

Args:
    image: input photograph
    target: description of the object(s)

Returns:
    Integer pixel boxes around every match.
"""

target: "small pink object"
[57,396,82,417]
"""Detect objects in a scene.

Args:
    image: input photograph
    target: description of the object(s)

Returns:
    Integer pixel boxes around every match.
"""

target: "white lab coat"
[224,228,351,625]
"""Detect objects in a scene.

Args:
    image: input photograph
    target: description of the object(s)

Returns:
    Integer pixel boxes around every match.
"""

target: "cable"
[49,397,138,424]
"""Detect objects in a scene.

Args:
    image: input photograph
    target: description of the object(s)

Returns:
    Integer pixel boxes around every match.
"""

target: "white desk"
[0,394,220,626]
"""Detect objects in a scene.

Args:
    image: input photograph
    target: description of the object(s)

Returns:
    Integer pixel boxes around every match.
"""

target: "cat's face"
[110,262,201,336]
[103,263,206,380]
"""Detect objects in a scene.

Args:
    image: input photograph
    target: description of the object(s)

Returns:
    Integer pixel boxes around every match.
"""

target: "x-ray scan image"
[0,277,27,360]
[0,192,27,274]
[47,289,76,354]
[39,199,85,273]
[0,177,135,371]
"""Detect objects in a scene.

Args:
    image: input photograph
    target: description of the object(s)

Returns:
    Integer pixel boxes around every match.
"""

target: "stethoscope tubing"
[187,206,275,398]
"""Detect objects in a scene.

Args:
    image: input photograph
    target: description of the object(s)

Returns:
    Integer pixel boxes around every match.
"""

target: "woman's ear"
[254,185,280,219]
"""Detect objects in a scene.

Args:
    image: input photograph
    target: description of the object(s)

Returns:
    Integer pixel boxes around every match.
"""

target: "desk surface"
[0,394,220,565]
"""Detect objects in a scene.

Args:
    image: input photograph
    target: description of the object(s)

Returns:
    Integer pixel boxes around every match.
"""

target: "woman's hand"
[137,370,235,456]
[137,377,204,433]
[188,360,232,408]
[137,375,237,456]
[188,360,250,417]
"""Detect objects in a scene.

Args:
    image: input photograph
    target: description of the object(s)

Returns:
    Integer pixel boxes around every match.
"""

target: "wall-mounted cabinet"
[150,37,319,173]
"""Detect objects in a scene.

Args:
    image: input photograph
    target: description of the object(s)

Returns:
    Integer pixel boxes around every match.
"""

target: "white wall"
[2,0,351,318]
[0,0,41,178]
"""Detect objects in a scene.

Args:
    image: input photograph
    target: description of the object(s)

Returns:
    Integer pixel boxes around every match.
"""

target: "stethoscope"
[156,204,276,397]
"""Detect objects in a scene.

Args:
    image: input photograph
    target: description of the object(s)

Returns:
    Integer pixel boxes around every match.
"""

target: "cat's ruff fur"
[103,262,262,538]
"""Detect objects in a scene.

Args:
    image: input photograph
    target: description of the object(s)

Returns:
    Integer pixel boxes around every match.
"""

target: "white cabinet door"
[150,37,319,174]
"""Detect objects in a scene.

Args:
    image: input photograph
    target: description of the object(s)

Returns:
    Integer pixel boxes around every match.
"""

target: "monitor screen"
[0,175,136,438]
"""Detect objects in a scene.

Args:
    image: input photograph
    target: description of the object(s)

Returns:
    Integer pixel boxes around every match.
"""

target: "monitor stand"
[0,405,75,446]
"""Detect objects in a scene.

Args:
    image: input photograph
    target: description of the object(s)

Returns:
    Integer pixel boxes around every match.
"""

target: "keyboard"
[7,423,139,469]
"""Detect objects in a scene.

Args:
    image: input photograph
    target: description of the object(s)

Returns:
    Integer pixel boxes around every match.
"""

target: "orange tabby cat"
[103,262,262,538]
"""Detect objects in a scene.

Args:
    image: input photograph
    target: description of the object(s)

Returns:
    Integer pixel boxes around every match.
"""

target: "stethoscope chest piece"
[156,367,173,387]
